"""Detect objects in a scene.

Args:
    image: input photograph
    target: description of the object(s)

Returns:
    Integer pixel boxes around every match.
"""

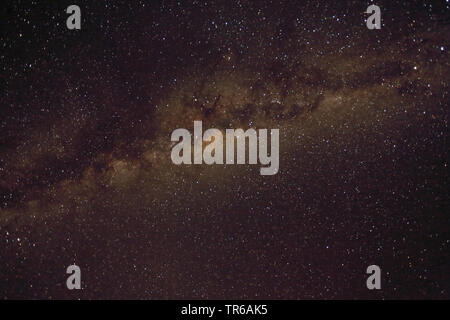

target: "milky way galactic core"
[0,0,449,299]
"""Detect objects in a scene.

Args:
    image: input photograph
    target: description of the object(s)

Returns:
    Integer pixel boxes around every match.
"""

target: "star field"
[0,0,449,299]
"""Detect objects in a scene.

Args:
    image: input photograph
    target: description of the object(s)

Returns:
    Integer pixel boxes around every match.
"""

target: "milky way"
[0,0,449,298]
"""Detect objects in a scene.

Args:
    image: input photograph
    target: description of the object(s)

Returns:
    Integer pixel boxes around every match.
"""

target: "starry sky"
[0,0,449,299]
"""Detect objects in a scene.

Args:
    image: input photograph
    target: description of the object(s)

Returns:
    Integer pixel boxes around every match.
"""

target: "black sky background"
[0,0,449,299]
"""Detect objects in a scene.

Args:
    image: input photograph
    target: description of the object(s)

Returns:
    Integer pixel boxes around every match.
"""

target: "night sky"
[1,0,449,299]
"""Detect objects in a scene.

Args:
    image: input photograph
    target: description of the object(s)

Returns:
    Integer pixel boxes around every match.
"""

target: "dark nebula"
[0,0,449,299]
